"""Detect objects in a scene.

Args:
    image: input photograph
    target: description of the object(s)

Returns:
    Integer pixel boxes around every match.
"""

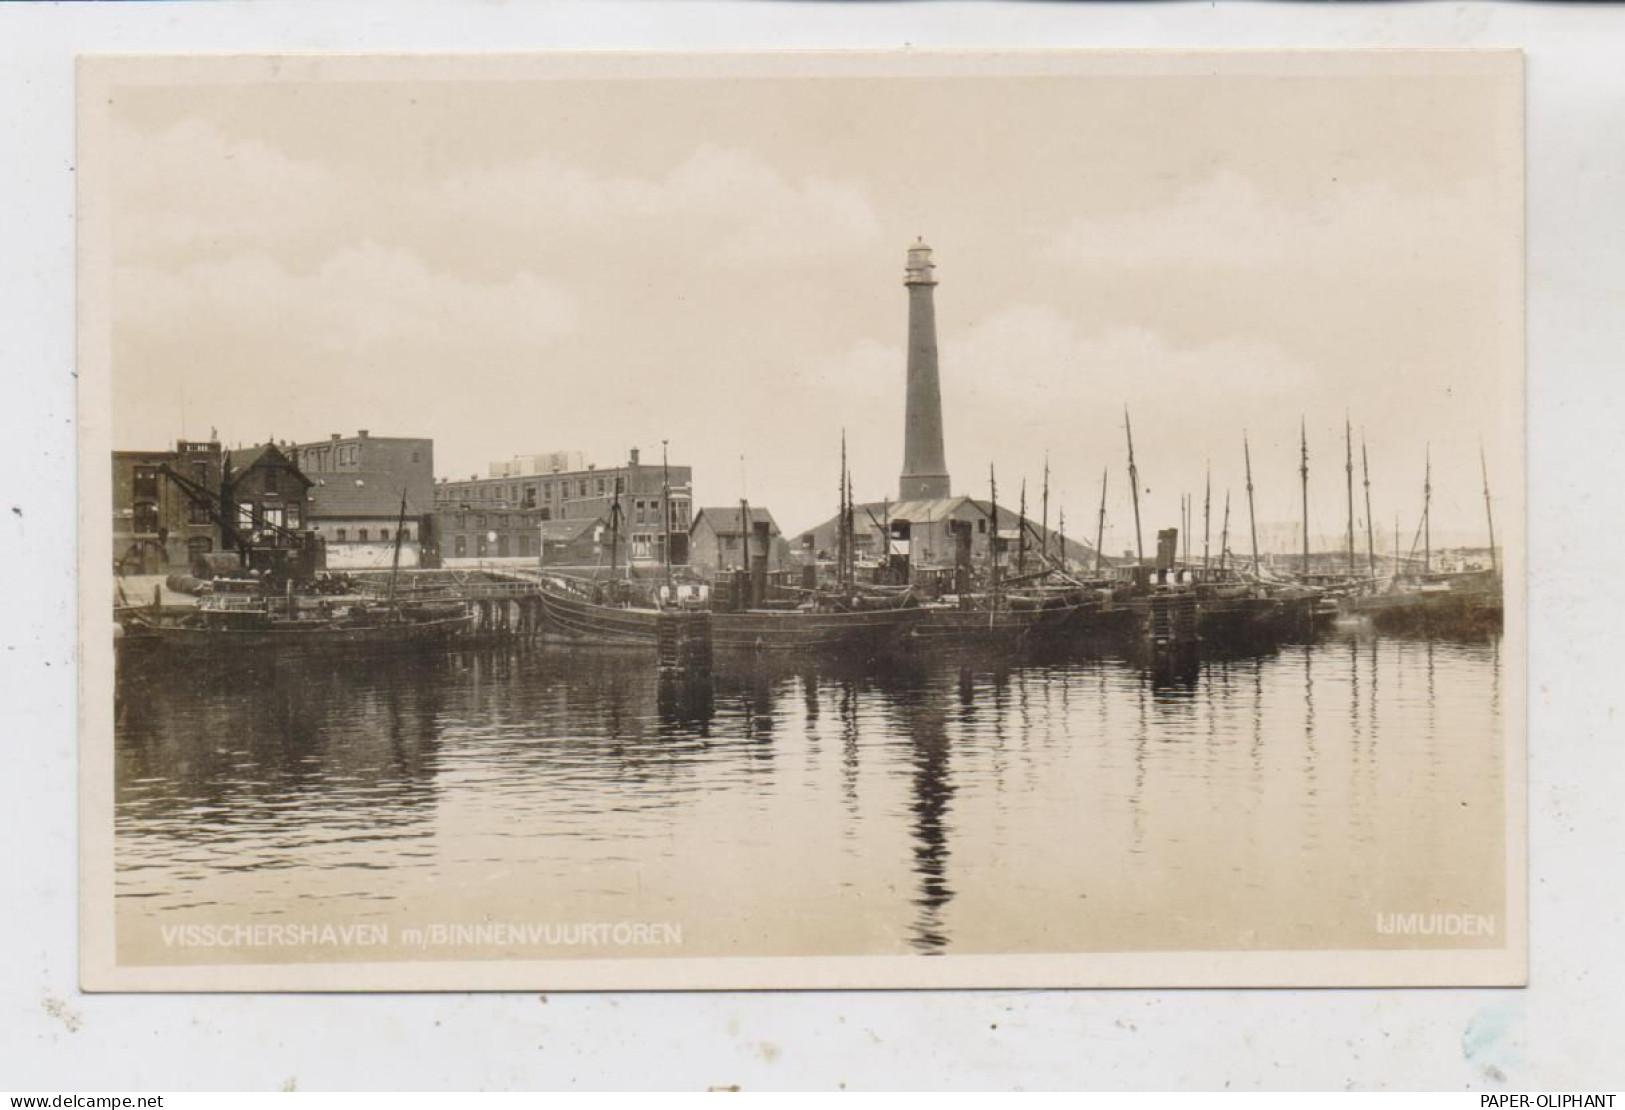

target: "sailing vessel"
[1342,444,1503,636]
[535,438,922,661]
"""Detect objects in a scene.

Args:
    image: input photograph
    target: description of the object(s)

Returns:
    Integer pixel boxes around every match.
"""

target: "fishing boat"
[536,575,922,658]
[121,597,473,653]
[117,487,473,655]
[1339,443,1503,636]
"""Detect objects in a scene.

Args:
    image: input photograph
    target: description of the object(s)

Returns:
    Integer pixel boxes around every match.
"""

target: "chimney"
[358,430,369,440]
[900,239,951,500]
[330,433,340,442]
[629,447,640,467]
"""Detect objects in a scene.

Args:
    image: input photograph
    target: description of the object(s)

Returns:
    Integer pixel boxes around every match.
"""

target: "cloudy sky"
[104,56,1520,550]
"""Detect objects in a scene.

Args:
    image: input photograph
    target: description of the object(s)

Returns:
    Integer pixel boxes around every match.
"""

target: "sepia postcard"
[78,50,1526,990]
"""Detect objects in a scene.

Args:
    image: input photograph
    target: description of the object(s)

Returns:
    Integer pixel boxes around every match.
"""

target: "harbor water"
[112,629,1507,964]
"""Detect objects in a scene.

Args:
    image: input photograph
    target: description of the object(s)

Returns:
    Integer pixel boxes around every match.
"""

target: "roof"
[227,443,311,484]
[539,517,604,543]
[881,496,974,522]
[306,473,433,519]
[693,506,780,535]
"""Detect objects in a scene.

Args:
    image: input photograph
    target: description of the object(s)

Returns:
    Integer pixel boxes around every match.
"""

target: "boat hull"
[121,612,474,654]
[537,587,920,658]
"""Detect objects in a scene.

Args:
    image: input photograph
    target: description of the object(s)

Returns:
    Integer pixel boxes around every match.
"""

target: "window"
[497,535,510,558]
[454,535,467,557]
[518,534,531,558]
[400,527,411,542]
[191,461,209,485]
[132,466,158,499]
[380,529,390,541]
[476,535,489,557]
[977,519,987,534]
[189,500,211,525]
[359,529,369,542]
[632,534,652,559]
[238,502,255,531]
[287,505,301,528]
[336,528,348,542]
[132,503,160,535]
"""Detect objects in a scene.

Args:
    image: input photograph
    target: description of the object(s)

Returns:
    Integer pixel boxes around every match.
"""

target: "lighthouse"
[899,239,951,501]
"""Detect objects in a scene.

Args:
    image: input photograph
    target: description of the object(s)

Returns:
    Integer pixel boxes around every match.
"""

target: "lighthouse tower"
[900,239,951,500]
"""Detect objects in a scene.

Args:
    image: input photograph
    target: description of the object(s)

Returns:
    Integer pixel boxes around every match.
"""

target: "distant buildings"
[487,450,588,479]
[436,448,693,566]
[290,431,434,569]
[428,506,562,565]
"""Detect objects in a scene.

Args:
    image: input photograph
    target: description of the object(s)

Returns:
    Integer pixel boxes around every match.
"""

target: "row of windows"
[450,534,532,558]
[439,475,689,508]
[440,500,690,530]
[331,527,410,543]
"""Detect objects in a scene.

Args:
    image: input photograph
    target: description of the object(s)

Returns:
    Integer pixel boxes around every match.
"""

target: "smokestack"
[900,239,951,500]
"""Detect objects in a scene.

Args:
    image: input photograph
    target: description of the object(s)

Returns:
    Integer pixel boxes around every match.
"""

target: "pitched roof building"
[689,506,793,573]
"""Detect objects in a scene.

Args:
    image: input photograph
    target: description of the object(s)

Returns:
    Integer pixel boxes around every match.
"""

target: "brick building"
[290,431,434,569]
[225,442,314,547]
[111,439,226,575]
[436,448,692,566]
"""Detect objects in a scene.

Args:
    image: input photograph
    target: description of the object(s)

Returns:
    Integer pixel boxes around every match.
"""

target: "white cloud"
[439,143,880,265]
[1045,170,1486,271]
[116,242,579,353]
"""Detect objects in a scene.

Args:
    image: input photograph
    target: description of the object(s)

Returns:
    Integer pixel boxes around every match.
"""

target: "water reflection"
[114,627,1508,959]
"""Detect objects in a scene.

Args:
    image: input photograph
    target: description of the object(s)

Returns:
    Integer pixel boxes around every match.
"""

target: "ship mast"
[1362,434,1376,579]
[1219,490,1231,573]
[386,485,408,609]
[1041,454,1051,563]
[1244,432,1260,578]
[989,463,1001,589]
[1095,467,1108,575]
[1345,416,1356,579]
[836,431,849,590]
[1423,443,1433,575]
[1124,408,1144,566]
[1182,494,1190,567]
[1300,419,1310,578]
[1203,463,1212,572]
[1481,442,1497,575]
[1017,478,1029,575]
[662,440,673,594]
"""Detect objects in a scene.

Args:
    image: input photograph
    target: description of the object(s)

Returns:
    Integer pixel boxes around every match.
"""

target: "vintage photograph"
[78,50,1525,989]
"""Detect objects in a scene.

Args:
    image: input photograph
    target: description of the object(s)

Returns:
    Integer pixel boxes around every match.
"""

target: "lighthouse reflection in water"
[113,629,1504,964]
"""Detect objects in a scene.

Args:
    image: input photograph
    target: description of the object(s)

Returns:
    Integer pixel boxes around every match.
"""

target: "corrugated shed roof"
[882,496,974,521]
[693,506,779,535]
